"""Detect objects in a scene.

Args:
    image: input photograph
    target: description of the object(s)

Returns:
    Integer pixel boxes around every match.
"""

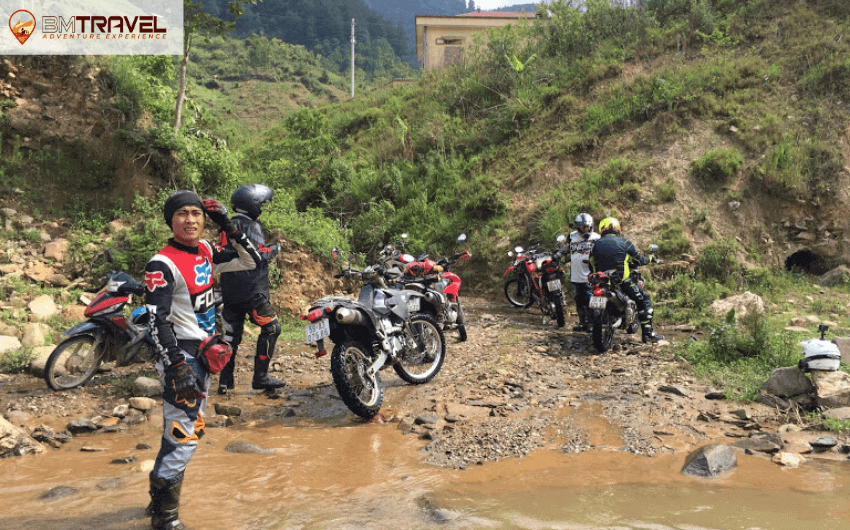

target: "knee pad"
[260,320,282,339]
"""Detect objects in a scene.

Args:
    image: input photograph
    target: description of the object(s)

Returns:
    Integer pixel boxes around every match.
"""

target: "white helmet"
[574,213,594,240]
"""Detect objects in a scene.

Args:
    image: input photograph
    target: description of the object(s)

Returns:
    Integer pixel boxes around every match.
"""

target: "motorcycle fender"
[61,320,101,339]
[504,266,515,276]
[442,272,461,300]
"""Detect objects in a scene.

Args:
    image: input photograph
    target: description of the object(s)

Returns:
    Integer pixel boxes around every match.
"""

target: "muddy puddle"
[2,413,848,530]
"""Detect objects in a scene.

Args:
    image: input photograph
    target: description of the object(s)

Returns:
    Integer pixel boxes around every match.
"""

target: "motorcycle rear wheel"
[330,340,383,420]
[504,277,532,308]
[591,310,617,353]
[44,334,106,390]
[394,312,445,384]
[552,294,565,328]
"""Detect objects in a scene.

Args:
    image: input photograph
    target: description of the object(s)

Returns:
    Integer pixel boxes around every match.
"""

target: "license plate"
[547,279,561,292]
[407,296,420,312]
[589,296,607,310]
[305,319,330,343]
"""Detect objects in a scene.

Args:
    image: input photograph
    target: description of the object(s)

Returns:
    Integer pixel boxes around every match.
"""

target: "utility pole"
[350,18,356,99]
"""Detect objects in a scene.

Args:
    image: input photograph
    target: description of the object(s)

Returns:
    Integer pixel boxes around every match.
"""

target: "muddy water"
[2,412,848,530]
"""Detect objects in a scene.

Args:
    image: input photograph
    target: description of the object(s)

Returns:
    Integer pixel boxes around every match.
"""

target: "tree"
[174,0,259,130]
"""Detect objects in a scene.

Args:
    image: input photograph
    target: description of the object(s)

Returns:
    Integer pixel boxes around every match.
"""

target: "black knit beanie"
[163,190,204,228]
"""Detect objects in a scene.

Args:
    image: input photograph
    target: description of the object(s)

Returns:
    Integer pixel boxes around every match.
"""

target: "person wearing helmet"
[217,184,285,394]
[589,216,663,344]
[563,213,599,332]
[145,190,262,530]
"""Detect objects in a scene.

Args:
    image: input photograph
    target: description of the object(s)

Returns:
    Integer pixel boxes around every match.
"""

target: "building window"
[435,37,464,46]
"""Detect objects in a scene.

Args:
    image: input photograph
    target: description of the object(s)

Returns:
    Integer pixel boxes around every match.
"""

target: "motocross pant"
[152,343,208,482]
[572,281,591,327]
[221,297,281,386]
[621,279,653,325]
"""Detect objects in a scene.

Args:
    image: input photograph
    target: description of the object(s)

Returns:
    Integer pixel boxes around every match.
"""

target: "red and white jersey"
[145,236,259,367]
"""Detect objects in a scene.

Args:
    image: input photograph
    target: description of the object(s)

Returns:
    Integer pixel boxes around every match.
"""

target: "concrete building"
[415,12,537,71]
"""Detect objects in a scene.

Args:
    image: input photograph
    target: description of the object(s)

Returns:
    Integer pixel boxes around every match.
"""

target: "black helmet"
[231,184,273,220]
[574,213,594,239]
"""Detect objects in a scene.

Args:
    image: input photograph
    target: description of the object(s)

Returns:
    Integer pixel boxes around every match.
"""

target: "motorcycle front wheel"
[330,340,383,420]
[394,312,445,384]
[591,309,617,353]
[504,277,532,308]
[455,299,467,342]
[44,334,106,390]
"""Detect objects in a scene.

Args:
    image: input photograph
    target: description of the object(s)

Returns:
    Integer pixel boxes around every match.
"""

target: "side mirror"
[649,244,659,253]
[507,251,514,258]
[457,233,467,243]
[556,234,566,244]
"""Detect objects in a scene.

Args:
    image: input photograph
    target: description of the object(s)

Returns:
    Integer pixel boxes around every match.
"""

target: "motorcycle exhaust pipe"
[335,308,365,325]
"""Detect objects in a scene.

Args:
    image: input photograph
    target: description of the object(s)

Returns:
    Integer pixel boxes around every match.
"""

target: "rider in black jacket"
[589,217,663,344]
[217,184,285,394]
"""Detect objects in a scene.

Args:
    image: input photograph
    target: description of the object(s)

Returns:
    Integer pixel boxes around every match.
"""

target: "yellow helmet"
[598,217,621,236]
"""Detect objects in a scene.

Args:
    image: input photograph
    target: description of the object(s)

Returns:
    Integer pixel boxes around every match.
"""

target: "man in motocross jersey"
[216,184,285,395]
[563,213,599,332]
[589,217,663,344]
[144,190,262,530]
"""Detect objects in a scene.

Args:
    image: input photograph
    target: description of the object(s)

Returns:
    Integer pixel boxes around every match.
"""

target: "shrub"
[695,238,740,282]
[691,147,744,184]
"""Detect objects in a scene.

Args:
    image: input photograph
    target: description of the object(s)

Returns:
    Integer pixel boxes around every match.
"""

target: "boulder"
[0,335,22,355]
[810,370,850,408]
[224,441,275,454]
[27,295,57,321]
[21,323,50,347]
[818,266,850,286]
[43,239,69,261]
[129,397,157,411]
[710,292,764,317]
[822,407,850,421]
[682,444,737,478]
[133,376,163,398]
[772,452,805,468]
[28,345,55,377]
[0,415,45,458]
[832,337,850,365]
[761,366,815,398]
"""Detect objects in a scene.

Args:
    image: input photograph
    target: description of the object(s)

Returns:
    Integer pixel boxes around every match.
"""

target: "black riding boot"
[641,323,664,344]
[149,472,189,530]
[251,355,286,390]
[217,347,237,395]
[572,307,589,332]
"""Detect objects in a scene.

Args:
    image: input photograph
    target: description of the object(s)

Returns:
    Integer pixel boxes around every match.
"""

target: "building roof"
[457,12,536,18]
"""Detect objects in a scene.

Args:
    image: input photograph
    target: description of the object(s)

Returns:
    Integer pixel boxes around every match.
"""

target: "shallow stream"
[2,412,847,530]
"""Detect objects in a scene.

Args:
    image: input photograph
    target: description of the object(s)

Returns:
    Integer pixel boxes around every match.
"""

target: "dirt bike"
[504,244,537,308]
[587,244,658,353]
[395,233,471,342]
[302,257,446,420]
[504,236,568,328]
[44,265,153,391]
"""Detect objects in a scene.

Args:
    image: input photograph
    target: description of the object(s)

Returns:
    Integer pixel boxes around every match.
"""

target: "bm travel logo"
[2,1,183,55]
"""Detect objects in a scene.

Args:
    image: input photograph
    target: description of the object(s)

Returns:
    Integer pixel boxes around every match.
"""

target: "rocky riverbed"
[3,294,850,474]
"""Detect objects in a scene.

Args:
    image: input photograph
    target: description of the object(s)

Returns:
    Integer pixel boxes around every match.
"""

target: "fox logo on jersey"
[145,271,167,291]
[194,261,212,286]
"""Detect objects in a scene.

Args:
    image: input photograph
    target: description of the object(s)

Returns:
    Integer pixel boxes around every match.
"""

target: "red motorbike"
[503,236,568,328]
[44,264,153,391]
[400,234,471,342]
